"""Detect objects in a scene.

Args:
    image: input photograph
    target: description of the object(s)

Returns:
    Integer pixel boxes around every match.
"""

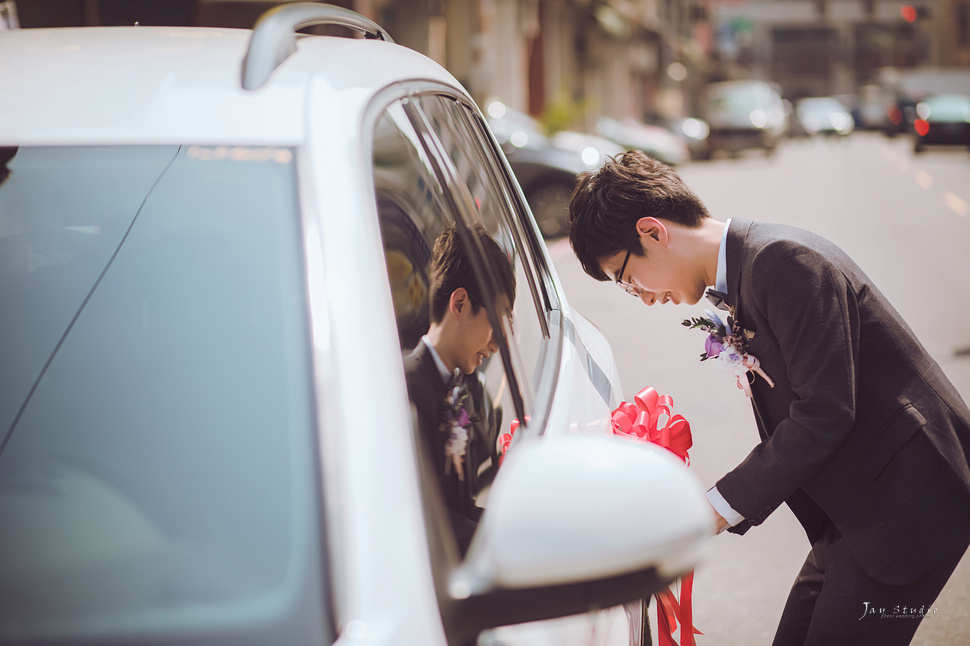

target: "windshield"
[708,83,774,112]
[0,146,329,644]
[798,98,846,115]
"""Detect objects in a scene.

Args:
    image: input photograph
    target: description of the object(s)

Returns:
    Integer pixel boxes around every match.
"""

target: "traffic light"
[900,5,931,22]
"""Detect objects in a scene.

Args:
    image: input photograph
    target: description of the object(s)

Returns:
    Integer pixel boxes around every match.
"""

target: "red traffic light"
[901,5,917,22]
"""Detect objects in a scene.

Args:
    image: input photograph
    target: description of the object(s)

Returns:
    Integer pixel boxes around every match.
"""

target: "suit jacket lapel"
[406,342,449,439]
[722,219,773,439]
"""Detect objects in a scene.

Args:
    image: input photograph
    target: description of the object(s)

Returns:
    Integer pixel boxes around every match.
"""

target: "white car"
[701,80,788,157]
[0,4,712,645]
[795,97,856,137]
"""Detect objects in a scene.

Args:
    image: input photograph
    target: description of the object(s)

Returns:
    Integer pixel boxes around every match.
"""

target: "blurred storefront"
[708,0,965,99]
[8,0,967,129]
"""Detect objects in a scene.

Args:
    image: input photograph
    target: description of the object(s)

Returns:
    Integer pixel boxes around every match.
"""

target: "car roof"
[0,26,464,146]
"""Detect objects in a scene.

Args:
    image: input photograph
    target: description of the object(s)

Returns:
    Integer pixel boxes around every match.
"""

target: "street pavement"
[550,131,970,644]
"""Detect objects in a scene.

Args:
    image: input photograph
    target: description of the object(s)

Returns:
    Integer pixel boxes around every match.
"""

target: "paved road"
[551,132,970,644]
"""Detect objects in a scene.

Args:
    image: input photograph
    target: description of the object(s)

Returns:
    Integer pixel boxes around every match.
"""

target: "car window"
[371,91,564,555]
[923,94,970,120]
[416,93,562,396]
[0,145,330,645]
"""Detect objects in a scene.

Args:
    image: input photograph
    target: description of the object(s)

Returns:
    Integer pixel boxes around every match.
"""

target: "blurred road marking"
[944,192,969,217]
[914,170,933,189]
[883,143,966,216]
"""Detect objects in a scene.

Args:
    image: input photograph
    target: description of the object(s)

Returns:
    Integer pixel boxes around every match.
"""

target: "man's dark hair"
[568,150,711,281]
[429,223,516,324]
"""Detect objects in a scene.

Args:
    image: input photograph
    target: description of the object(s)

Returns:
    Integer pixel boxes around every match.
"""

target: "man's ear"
[448,287,469,317]
[635,216,669,247]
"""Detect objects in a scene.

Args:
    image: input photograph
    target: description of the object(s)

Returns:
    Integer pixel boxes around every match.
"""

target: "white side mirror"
[454,434,713,596]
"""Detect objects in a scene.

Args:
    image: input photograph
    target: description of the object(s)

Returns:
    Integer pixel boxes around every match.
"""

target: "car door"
[369,89,645,646]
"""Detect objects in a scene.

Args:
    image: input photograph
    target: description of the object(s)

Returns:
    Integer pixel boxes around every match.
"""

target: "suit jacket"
[404,342,484,555]
[716,219,970,585]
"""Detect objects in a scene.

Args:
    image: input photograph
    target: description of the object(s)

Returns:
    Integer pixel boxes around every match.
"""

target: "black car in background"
[884,90,920,137]
[485,100,618,238]
[913,93,970,153]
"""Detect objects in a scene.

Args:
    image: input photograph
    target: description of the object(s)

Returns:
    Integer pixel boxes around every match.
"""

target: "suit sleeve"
[716,241,861,526]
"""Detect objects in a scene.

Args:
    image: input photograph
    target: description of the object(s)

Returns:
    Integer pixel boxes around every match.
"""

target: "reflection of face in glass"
[427,223,516,374]
[454,292,511,375]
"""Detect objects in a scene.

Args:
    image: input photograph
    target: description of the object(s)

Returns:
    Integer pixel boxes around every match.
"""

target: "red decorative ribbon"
[499,416,528,465]
[655,572,702,646]
[610,386,693,465]
[610,386,701,646]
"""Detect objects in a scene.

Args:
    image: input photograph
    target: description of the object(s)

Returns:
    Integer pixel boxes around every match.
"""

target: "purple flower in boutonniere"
[442,384,475,481]
[704,334,723,358]
[682,309,775,397]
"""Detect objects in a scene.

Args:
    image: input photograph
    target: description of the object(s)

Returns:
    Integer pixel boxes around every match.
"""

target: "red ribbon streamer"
[610,386,701,646]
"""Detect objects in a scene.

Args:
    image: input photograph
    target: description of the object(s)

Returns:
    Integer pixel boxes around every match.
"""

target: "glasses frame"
[613,235,640,296]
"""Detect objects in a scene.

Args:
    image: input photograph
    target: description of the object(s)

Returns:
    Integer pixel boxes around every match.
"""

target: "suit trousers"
[771,524,968,646]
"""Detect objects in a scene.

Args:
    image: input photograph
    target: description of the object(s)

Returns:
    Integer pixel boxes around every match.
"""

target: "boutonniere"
[442,384,476,481]
[682,309,774,397]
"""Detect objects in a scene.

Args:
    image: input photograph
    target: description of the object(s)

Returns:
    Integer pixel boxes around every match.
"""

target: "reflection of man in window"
[404,224,516,556]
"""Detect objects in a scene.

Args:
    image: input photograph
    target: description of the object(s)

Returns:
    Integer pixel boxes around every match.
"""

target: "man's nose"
[486,333,500,353]
[639,291,657,306]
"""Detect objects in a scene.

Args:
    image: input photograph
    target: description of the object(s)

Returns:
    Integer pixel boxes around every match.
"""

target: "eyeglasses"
[613,236,640,297]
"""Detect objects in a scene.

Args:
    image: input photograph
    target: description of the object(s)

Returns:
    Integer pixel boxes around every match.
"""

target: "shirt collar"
[715,218,731,294]
[421,335,457,385]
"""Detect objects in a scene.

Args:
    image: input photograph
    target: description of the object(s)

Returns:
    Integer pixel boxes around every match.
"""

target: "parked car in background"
[857,83,894,130]
[596,116,690,166]
[794,97,856,137]
[913,93,970,153]
[486,100,612,238]
[0,5,713,646]
[832,93,863,129]
[884,89,920,137]
[667,116,712,161]
[877,67,970,138]
[701,80,787,157]
[550,128,626,167]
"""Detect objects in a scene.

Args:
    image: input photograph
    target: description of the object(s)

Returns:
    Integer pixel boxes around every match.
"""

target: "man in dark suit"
[404,224,516,557]
[567,150,970,645]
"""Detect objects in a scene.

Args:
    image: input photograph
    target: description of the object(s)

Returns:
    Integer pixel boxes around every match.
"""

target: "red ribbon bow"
[610,386,700,646]
[610,386,693,465]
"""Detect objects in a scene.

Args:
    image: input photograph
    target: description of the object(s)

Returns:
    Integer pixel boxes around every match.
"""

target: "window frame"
[399,96,529,427]
[416,95,566,440]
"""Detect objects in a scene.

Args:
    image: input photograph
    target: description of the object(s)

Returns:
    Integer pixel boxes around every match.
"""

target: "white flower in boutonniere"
[682,309,775,397]
[443,384,474,481]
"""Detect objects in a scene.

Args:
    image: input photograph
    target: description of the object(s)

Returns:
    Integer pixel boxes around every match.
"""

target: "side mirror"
[443,434,713,642]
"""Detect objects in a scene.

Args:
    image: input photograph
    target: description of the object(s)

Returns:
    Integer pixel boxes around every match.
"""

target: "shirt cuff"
[707,485,745,527]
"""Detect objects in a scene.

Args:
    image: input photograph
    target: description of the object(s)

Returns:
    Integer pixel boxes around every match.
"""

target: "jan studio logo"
[859,602,939,621]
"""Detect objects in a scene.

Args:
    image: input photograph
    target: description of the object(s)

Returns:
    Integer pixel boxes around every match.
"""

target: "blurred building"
[709,0,966,99]
[10,0,715,131]
[8,0,969,129]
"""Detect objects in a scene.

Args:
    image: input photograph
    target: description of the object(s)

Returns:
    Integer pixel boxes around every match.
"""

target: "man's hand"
[711,505,730,534]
